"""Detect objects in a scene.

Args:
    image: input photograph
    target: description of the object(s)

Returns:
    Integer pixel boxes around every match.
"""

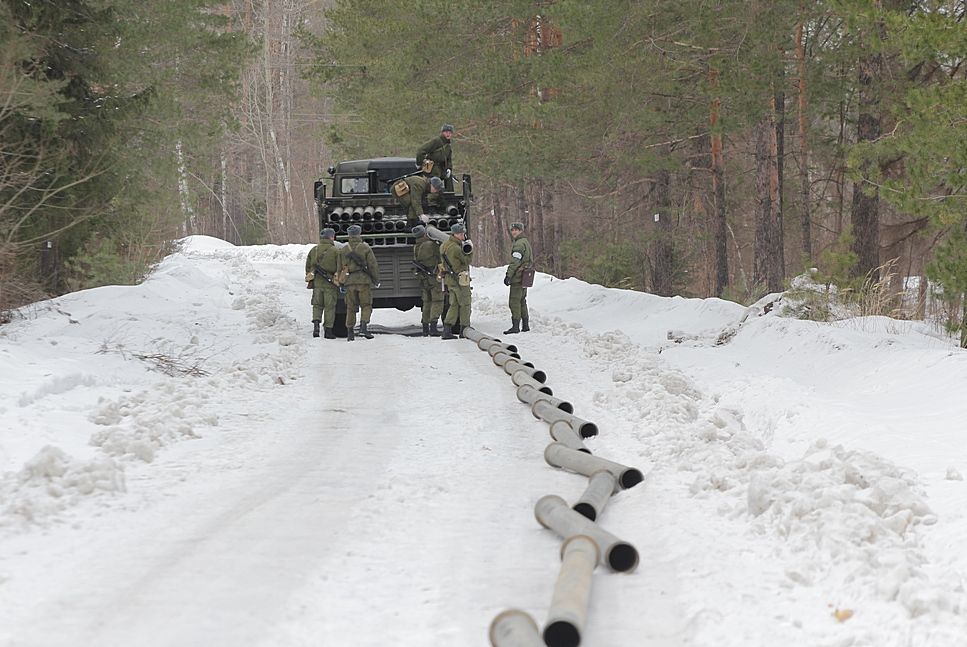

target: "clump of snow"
[0,446,124,528]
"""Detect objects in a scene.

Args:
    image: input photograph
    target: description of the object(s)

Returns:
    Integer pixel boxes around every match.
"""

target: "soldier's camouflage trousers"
[312,281,340,328]
[508,285,529,321]
[419,276,445,324]
[444,280,471,328]
[344,283,373,328]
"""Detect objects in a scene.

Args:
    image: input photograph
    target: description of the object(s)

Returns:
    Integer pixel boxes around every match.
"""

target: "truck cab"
[313,157,472,336]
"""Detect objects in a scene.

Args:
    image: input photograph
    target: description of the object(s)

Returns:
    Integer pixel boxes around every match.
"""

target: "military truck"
[312,157,472,336]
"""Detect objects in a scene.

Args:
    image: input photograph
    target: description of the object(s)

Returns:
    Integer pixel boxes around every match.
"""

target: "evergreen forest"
[2,1,966,342]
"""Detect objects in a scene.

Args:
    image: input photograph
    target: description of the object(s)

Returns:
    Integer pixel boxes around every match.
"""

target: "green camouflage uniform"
[305,238,343,328]
[413,234,444,324]
[342,236,380,328]
[397,175,442,226]
[416,134,452,183]
[441,234,473,327]
[505,234,533,321]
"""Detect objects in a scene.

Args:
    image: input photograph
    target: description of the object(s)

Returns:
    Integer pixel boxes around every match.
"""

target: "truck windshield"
[340,177,369,194]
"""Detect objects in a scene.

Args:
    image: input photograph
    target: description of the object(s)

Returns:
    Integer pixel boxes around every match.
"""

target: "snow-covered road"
[2,236,966,646]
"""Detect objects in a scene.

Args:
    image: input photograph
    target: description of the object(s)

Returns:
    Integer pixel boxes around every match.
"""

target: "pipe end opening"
[578,422,598,438]
[572,502,596,521]
[578,447,592,454]
[539,386,553,396]
[532,369,547,383]
[620,468,644,489]
[607,542,639,573]
[543,621,580,647]
[506,344,518,353]
[558,401,574,414]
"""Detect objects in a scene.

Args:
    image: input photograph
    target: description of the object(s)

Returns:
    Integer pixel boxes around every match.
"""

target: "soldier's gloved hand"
[339,286,346,294]
[375,282,381,288]
[444,169,452,179]
[503,276,511,286]
[419,214,430,224]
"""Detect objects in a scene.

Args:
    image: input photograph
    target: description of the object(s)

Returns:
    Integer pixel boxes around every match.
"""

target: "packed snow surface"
[1,235,965,646]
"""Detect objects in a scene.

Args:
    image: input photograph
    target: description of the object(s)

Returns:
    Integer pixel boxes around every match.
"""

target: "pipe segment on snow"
[488,344,521,361]
[486,341,521,357]
[535,495,639,573]
[543,535,599,647]
[461,326,487,344]
[475,336,518,355]
[532,400,597,438]
[572,470,618,521]
[516,384,573,414]
[503,358,546,383]
[489,609,544,647]
[512,370,553,396]
[492,351,526,369]
[549,420,590,454]
[544,442,643,489]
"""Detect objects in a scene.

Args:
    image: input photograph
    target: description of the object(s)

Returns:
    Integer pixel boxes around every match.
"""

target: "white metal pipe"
[489,609,543,647]
[479,338,519,355]
[535,494,639,573]
[543,535,599,647]
[462,326,487,344]
[532,400,597,438]
[516,384,573,414]
[548,420,589,454]
[492,351,519,368]
[488,344,521,361]
[504,358,546,383]
[572,470,618,521]
[426,224,449,243]
[544,442,643,490]
[512,370,553,396]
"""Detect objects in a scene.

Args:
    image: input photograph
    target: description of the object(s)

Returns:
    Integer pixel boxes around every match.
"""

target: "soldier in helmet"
[503,222,533,334]
[396,175,444,228]
[440,222,473,339]
[412,225,444,336]
[304,228,343,339]
[417,123,454,191]
[342,224,380,341]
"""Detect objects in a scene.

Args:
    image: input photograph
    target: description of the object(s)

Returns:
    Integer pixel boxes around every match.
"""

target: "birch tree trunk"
[753,98,784,293]
[851,50,882,280]
[652,169,675,297]
[795,19,812,262]
[708,66,729,296]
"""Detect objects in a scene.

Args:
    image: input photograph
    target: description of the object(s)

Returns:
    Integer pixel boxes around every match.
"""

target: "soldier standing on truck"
[304,228,343,339]
[396,175,444,227]
[411,225,444,336]
[416,124,454,191]
[342,224,380,341]
[502,222,533,334]
[440,223,473,340]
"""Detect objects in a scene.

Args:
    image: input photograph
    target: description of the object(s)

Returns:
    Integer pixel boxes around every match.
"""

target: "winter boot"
[452,324,462,337]
[441,324,456,340]
[429,321,440,336]
[503,319,520,335]
[312,320,321,338]
[347,327,355,342]
[360,322,374,340]
[324,327,335,339]
[422,322,430,337]
[521,318,530,332]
